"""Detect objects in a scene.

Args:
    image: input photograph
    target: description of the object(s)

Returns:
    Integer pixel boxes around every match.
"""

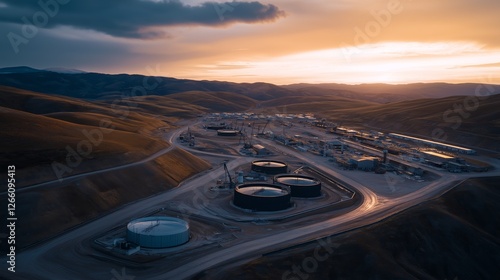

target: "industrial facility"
[348,156,379,171]
[388,133,476,154]
[233,183,291,211]
[274,174,322,198]
[252,144,270,156]
[217,129,239,136]
[126,217,190,248]
[251,160,288,174]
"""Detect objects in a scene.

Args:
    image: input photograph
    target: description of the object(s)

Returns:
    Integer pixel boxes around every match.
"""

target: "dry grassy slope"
[378,96,500,150]
[0,86,214,249]
[285,82,500,103]
[0,86,174,134]
[217,177,500,280]
[259,95,377,114]
[0,107,168,187]
[2,148,210,247]
[167,91,257,112]
[291,94,500,151]
[117,95,208,119]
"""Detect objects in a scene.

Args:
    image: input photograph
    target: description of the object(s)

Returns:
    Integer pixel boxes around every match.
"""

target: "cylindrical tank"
[217,129,239,136]
[251,160,288,175]
[126,217,189,248]
[233,183,291,211]
[274,174,322,198]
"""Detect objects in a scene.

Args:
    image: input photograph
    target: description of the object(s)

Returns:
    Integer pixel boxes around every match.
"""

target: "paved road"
[3,124,499,280]
[156,138,462,279]
[0,127,183,196]
[4,146,252,280]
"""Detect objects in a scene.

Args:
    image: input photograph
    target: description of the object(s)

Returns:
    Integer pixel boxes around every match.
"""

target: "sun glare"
[195,42,500,84]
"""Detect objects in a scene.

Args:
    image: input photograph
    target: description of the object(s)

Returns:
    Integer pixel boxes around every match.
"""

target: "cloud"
[0,0,285,39]
[459,62,500,68]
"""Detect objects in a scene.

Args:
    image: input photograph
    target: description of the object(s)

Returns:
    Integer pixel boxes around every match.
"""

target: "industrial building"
[205,124,227,130]
[217,129,239,136]
[251,160,288,174]
[421,151,456,163]
[388,133,476,154]
[252,144,270,156]
[274,174,322,198]
[348,156,379,171]
[126,217,190,248]
[233,183,291,211]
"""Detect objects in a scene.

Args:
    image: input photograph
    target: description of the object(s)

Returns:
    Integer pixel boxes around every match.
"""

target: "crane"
[223,162,234,188]
[258,119,271,135]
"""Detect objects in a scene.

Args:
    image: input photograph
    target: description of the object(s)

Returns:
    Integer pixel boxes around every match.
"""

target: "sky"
[0,0,499,84]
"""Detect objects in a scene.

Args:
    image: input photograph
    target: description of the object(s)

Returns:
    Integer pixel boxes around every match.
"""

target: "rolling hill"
[212,177,500,280]
[284,82,500,103]
[0,84,274,188]
[256,93,500,151]
[0,70,297,101]
[2,67,498,103]
[0,71,499,250]
[0,86,216,248]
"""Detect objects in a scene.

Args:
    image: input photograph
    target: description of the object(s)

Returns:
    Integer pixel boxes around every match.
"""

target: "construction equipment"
[223,162,235,188]
[258,119,271,135]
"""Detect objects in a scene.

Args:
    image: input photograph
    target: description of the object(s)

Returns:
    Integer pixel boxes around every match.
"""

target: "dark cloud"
[0,0,285,39]
[0,23,146,71]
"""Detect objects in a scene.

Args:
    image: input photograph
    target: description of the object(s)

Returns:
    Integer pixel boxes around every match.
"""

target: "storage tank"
[274,174,322,198]
[126,217,189,248]
[217,129,239,136]
[251,160,288,175]
[233,183,291,211]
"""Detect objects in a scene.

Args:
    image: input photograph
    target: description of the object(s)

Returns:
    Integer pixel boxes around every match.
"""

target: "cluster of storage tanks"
[124,160,322,250]
[233,160,322,211]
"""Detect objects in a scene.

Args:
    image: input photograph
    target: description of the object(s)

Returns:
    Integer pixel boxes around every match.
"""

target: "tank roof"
[237,185,289,197]
[276,176,318,186]
[252,160,287,167]
[127,217,188,236]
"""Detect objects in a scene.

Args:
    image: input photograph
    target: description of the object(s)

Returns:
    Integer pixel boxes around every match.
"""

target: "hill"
[0,86,215,248]
[211,177,500,279]
[2,67,498,103]
[255,92,500,151]
[0,86,212,186]
[0,148,210,248]
[258,95,377,114]
[0,66,45,74]
[284,82,500,103]
[324,95,500,151]
[0,70,298,101]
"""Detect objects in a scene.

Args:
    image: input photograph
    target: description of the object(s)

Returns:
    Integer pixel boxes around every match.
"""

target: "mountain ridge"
[1,66,498,103]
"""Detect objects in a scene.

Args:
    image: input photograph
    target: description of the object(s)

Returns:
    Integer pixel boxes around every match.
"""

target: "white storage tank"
[126,216,189,248]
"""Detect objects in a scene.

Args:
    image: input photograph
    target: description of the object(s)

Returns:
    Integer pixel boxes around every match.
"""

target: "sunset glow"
[1,0,499,84]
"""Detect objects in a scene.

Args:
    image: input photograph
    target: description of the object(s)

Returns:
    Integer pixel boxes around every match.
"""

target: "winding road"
[2,122,499,280]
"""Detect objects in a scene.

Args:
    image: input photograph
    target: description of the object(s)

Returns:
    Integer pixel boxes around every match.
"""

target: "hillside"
[0,86,215,248]
[257,93,500,151]
[1,67,498,103]
[258,95,377,114]
[284,82,500,103]
[0,71,297,101]
[167,91,257,112]
[0,148,211,248]
[324,95,500,151]
[210,177,500,280]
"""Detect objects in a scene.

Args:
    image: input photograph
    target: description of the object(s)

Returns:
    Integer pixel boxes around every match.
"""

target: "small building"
[445,161,467,173]
[349,156,379,171]
[252,144,270,156]
[421,150,456,163]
